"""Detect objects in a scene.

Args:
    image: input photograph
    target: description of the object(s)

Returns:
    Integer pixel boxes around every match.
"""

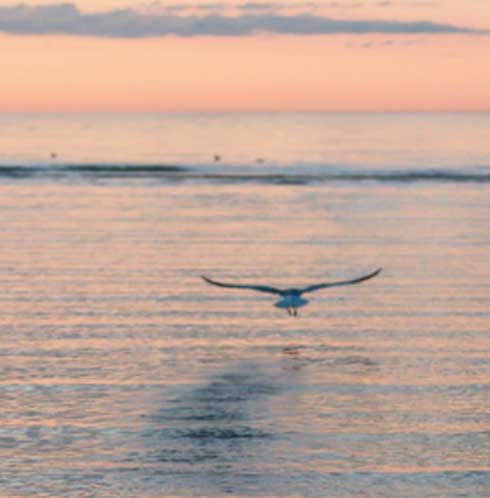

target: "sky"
[1,0,489,111]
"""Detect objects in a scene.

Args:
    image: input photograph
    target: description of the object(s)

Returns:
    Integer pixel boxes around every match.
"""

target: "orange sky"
[1,0,489,111]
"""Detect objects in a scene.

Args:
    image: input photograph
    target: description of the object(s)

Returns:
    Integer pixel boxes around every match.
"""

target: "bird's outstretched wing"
[300,268,382,294]
[201,276,284,295]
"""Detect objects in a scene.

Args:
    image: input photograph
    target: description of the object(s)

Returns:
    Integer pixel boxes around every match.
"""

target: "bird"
[201,268,382,316]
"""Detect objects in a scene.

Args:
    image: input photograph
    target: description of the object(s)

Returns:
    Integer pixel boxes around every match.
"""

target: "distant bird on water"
[202,268,382,316]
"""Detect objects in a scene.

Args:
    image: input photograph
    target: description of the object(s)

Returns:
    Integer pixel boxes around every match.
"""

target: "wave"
[0,163,187,177]
[0,163,489,184]
[175,171,490,185]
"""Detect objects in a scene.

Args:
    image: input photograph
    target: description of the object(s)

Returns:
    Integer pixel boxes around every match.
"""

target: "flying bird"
[201,268,382,316]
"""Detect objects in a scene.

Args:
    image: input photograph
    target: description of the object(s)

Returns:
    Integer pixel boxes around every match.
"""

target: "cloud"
[346,37,426,48]
[0,3,485,38]
[238,2,320,10]
[151,2,387,14]
[239,2,279,10]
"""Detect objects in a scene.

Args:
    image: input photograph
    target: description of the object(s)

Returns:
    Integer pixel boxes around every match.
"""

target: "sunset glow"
[1,0,489,111]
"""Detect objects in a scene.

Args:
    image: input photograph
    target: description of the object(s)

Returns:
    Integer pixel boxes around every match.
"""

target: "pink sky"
[1,0,489,111]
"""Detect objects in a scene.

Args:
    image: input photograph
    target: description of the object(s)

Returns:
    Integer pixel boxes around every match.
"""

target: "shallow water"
[0,113,489,497]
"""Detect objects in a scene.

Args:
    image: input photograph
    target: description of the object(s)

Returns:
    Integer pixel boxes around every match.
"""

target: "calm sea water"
[0,113,489,497]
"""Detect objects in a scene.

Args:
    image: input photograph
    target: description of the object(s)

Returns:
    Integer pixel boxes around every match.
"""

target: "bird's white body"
[274,295,308,310]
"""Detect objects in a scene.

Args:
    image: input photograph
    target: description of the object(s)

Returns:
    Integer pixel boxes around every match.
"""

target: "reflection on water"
[144,362,285,496]
[132,350,385,497]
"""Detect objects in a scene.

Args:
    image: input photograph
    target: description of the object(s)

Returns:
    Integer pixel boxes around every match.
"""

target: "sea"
[0,112,489,497]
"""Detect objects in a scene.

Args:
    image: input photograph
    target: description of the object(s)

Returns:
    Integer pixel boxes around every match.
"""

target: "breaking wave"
[0,163,489,185]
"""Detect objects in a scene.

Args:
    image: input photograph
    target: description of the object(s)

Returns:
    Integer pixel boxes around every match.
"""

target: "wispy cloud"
[346,37,426,48]
[0,3,485,38]
[147,2,427,14]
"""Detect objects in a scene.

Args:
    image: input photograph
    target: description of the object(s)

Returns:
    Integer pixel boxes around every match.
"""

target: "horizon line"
[1,109,489,114]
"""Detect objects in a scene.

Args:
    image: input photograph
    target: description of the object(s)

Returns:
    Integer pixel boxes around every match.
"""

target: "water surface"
[0,113,489,497]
